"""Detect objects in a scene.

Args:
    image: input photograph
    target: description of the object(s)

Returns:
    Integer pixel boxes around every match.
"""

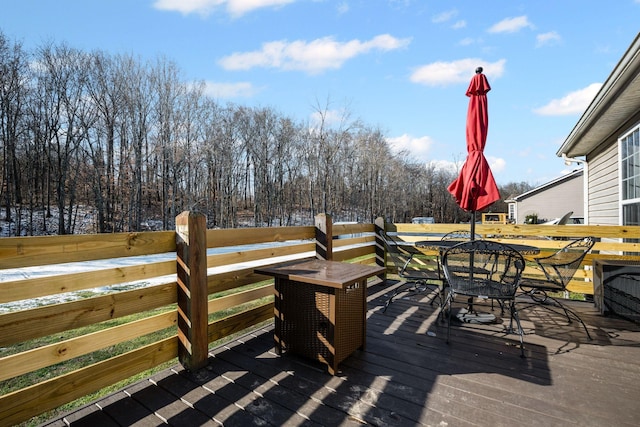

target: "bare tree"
[32,43,93,234]
[82,51,125,232]
[150,57,187,229]
[118,55,155,231]
[0,32,28,227]
[1,35,530,236]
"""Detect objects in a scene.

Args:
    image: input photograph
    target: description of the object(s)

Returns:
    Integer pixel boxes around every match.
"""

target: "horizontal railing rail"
[377,219,640,295]
[2,214,638,425]
[0,212,376,426]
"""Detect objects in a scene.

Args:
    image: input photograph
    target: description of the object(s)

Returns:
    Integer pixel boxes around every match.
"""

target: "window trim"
[618,123,640,226]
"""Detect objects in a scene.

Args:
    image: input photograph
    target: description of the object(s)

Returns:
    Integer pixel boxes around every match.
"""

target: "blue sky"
[1,0,639,186]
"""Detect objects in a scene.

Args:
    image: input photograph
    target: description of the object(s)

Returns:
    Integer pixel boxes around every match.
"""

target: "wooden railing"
[0,212,377,426]
[1,214,639,425]
[376,218,640,295]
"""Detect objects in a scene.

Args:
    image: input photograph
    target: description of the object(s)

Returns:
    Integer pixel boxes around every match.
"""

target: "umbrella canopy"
[448,68,500,214]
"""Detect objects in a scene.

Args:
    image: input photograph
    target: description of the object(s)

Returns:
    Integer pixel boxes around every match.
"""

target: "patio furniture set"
[381,232,595,358]
[256,232,594,373]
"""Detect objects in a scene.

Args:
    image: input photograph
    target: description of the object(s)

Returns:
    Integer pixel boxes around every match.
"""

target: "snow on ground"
[1,206,365,313]
[0,205,101,237]
[0,241,313,313]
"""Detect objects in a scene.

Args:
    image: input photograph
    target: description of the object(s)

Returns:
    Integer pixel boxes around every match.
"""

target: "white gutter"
[562,154,589,225]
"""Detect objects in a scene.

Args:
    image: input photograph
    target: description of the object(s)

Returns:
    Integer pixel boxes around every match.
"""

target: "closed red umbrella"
[447,67,500,237]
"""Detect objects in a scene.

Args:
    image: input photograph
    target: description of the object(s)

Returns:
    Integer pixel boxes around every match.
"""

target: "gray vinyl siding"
[587,143,619,225]
[514,175,583,224]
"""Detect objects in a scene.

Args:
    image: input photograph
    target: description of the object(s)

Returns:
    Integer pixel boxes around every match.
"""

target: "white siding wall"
[588,143,619,225]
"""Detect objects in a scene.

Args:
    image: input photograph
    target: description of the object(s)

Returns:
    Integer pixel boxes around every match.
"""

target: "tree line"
[0,31,532,236]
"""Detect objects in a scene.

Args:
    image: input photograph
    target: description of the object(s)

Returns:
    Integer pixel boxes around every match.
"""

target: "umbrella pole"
[470,210,476,240]
[468,209,476,313]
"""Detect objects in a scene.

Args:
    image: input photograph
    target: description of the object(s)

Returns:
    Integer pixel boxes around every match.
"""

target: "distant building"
[556,32,640,227]
[507,169,584,224]
[411,217,435,224]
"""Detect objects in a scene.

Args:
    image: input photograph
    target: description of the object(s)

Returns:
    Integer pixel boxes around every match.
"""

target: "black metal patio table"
[416,240,540,255]
[415,240,540,323]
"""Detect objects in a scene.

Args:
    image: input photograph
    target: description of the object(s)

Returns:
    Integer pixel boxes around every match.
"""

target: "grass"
[2,284,275,427]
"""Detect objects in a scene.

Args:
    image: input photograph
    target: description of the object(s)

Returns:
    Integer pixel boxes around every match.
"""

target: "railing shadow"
[81,277,640,426]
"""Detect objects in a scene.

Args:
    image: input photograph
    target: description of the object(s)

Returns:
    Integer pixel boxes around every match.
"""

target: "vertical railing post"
[175,211,209,371]
[374,217,387,281]
[315,213,333,260]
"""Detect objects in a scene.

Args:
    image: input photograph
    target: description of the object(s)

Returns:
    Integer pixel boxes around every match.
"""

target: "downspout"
[562,154,589,224]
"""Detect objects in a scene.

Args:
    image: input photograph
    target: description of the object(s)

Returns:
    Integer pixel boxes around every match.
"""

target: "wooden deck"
[42,279,640,426]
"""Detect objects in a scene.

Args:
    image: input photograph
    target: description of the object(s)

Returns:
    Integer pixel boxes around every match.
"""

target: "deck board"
[41,279,640,426]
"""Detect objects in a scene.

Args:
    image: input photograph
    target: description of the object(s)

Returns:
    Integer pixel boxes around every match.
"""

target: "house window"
[620,126,640,232]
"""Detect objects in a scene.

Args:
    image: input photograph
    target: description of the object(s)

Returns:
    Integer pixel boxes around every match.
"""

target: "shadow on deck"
[43,279,640,426]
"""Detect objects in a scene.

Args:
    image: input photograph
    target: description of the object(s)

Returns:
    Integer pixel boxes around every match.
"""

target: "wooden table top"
[255,258,385,289]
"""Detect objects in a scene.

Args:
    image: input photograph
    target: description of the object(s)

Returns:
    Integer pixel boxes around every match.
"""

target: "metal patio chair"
[380,231,443,313]
[441,240,526,357]
[517,236,596,339]
[440,230,497,312]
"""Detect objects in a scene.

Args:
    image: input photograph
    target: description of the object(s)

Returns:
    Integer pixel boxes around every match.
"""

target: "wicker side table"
[255,259,384,375]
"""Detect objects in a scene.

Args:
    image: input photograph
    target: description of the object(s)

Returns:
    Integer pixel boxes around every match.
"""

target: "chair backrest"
[380,231,440,280]
[441,230,481,241]
[556,211,574,225]
[442,240,525,299]
[538,236,596,288]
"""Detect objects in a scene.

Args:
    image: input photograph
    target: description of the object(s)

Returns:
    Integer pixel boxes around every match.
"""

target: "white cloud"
[153,0,295,17]
[337,2,349,14]
[452,20,467,30]
[309,109,347,129]
[410,58,506,87]
[487,156,506,173]
[487,16,534,33]
[387,134,435,161]
[427,159,459,175]
[534,83,602,116]
[431,10,465,29]
[536,31,562,48]
[432,10,457,24]
[458,37,476,46]
[427,155,505,174]
[219,34,411,74]
[203,81,259,98]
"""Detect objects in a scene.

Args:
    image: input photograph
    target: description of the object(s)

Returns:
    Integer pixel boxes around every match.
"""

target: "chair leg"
[437,286,447,323]
[445,294,453,343]
[427,284,442,306]
[548,297,592,340]
[509,301,525,358]
[383,281,411,312]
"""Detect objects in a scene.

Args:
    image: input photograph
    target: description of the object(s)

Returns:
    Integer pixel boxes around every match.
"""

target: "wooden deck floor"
[42,279,640,426]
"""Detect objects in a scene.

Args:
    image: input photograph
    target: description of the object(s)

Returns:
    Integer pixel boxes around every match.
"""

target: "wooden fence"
[377,218,640,294]
[1,213,639,425]
[0,212,377,426]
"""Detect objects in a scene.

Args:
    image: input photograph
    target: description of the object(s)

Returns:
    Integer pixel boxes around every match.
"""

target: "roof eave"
[557,32,640,158]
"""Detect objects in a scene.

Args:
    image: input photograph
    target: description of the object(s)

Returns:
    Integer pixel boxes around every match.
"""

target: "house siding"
[513,173,583,224]
[556,33,640,228]
[588,142,619,225]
